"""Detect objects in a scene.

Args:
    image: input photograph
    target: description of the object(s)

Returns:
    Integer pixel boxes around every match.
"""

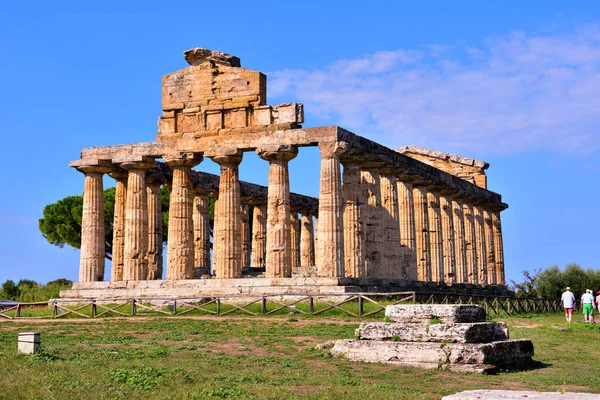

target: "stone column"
[258,145,298,278]
[492,210,505,285]
[289,209,300,271]
[462,202,478,284]
[146,174,164,280]
[165,153,203,280]
[316,142,345,277]
[313,214,319,264]
[109,169,127,282]
[440,194,456,284]
[427,190,444,283]
[250,201,267,269]
[121,158,155,281]
[193,187,211,272]
[76,163,111,282]
[341,161,365,278]
[397,180,417,280]
[483,209,497,285]
[300,212,315,267]
[361,166,383,278]
[452,198,468,284]
[413,186,431,281]
[209,151,243,279]
[473,205,488,285]
[380,172,401,278]
[240,202,252,269]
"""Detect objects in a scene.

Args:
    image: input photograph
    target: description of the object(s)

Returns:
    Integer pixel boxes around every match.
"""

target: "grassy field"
[0,312,599,399]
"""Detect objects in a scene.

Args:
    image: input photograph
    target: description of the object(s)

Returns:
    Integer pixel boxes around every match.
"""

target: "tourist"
[561,287,576,323]
[581,289,596,323]
[596,291,600,312]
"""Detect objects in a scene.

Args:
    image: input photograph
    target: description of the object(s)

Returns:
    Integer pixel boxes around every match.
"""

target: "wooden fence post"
[91,300,97,318]
[308,296,314,314]
[358,295,363,318]
[261,297,267,314]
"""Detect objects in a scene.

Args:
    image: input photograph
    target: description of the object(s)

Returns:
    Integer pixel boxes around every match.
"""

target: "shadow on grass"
[488,359,551,375]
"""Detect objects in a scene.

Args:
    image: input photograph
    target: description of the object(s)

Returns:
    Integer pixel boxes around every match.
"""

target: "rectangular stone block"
[357,322,507,343]
[385,304,486,324]
[158,117,176,135]
[330,339,533,367]
[18,332,40,354]
[253,106,272,126]
[206,111,223,130]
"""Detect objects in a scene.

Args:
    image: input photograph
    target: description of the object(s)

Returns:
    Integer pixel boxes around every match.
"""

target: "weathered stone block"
[385,304,486,324]
[443,390,600,400]
[206,111,222,130]
[330,339,533,367]
[158,117,176,135]
[253,106,272,126]
[357,322,507,343]
[18,332,41,354]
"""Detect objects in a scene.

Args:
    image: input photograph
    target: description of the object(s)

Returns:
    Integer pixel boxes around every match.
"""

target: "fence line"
[0,292,563,320]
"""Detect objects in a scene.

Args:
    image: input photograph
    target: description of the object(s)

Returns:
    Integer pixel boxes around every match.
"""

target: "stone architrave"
[483,209,496,285]
[76,163,111,282]
[452,198,468,284]
[108,169,127,282]
[121,158,155,281]
[146,174,164,280]
[473,205,488,285]
[341,161,365,278]
[463,202,478,284]
[398,180,417,280]
[427,190,444,283]
[240,202,252,268]
[258,145,298,278]
[413,186,431,281]
[250,201,267,268]
[193,188,211,270]
[316,142,346,277]
[440,194,456,284]
[361,166,384,278]
[165,152,203,280]
[209,151,243,279]
[300,212,315,267]
[289,210,300,270]
[492,210,505,285]
[380,172,401,278]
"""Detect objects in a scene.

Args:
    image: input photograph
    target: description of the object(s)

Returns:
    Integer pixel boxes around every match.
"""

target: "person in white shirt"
[561,287,576,323]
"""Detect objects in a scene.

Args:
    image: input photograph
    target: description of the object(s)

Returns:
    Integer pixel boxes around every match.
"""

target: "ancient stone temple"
[62,48,508,299]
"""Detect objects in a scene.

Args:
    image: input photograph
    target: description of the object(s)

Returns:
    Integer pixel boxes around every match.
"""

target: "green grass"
[0,312,599,399]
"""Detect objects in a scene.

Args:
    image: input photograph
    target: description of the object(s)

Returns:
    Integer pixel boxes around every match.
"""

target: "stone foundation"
[328,304,534,373]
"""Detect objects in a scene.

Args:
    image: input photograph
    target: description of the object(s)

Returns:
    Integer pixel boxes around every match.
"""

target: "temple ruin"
[62,48,508,299]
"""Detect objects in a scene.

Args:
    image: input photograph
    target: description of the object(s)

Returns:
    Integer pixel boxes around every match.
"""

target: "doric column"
[146,173,164,280]
[316,142,345,277]
[313,214,319,264]
[165,152,203,280]
[300,211,315,267]
[121,158,155,281]
[427,190,444,283]
[462,202,478,284]
[341,161,365,278]
[483,209,497,284]
[397,180,417,280]
[250,201,267,269]
[413,186,431,281]
[380,171,401,278]
[361,166,384,278]
[452,198,468,284]
[76,162,111,282]
[473,205,488,285]
[192,187,211,271]
[240,202,252,269]
[440,194,456,284]
[258,145,298,278]
[109,169,127,282]
[289,209,300,271]
[208,151,243,279]
[492,210,505,285]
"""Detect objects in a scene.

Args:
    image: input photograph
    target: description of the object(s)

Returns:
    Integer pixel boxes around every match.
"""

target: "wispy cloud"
[269,26,600,156]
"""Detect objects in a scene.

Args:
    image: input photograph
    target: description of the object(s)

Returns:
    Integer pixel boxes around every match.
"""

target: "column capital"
[163,152,203,168]
[72,159,112,175]
[205,148,243,165]
[256,145,298,162]
[120,156,155,171]
[108,168,128,181]
[318,141,349,159]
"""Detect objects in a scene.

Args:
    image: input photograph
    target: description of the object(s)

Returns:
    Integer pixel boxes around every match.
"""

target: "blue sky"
[0,1,598,285]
